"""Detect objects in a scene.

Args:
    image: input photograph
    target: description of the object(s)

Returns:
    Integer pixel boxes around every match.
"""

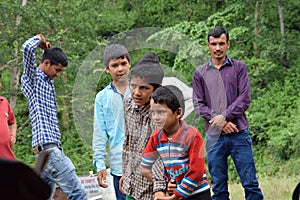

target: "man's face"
[46,64,64,80]
[106,57,130,84]
[207,33,230,61]
[129,77,154,107]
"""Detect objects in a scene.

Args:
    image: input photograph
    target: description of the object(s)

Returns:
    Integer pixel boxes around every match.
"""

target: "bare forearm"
[9,123,17,137]
[9,123,17,145]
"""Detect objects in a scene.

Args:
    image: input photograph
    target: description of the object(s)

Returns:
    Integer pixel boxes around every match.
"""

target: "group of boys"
[93,26,264,200]
[93,45,213,200]
[5,26,264,200]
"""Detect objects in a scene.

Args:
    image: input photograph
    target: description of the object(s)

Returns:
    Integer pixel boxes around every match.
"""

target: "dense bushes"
[249,66,300,161]
[2,0,299,181]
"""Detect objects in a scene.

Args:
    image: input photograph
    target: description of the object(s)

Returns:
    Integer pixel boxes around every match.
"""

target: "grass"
[227,175,300,200]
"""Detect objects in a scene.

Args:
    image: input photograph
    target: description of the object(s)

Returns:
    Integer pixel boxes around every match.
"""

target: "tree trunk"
[9,0,27,110]
[9,59,19,110]
[253,0,263,57]
[277,0,289,68]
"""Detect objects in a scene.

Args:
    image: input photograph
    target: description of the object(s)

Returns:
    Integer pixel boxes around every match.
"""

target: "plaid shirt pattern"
[122,98,166,199]
[21,36,61,148]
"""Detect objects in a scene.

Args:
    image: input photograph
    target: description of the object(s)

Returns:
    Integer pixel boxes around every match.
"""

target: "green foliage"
[130,0,217,27]
[1,0,299,179]
[248,66,300,160]
[144,2,251,84]
[290,104,300,157]
[14,126,35,167]
[245,57,283,99]
[61,129,94,176]
[96,0,138,36]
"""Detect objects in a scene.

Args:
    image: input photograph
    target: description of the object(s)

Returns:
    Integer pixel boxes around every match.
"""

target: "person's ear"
[105,66,110,73]
[43,59,51,67]
[176,108,183,118]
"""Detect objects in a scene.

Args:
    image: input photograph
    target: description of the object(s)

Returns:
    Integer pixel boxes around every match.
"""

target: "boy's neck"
[113,79,128,95]
[164,121,181,138]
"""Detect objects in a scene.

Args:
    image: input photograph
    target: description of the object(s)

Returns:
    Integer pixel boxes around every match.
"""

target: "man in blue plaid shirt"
[21,34,87,200]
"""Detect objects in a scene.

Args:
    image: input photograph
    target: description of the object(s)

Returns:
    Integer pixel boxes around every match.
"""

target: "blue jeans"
[40,146,88,200]
[112,174,126,200]
[206,129,263,200]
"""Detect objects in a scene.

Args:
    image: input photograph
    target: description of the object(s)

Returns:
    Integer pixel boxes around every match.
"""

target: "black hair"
[130,52,164,90]
[137,52,160,64]
[103,44,130,67]
[151,85,185,117]
[207,26,229,42]
[41,47,68,67]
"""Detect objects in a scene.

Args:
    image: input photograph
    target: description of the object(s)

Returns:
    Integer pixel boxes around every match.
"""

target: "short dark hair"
[137,52,160,64]
[151,85,185,117]
[130,52,164,90]
[103,44,130,67]
[41,47,68,67]
[207,26,229,42]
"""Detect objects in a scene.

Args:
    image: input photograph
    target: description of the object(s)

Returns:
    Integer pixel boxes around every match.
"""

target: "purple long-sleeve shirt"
[192,57,250,135]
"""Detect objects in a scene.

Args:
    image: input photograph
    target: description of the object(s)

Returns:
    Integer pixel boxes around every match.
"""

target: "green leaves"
[248,66,300,162]
[0,0,298,177]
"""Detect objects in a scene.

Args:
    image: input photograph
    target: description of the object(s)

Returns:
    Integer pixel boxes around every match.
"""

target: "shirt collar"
[109,82,118,93]
[109,82,130,98]
[132,101,150,113]
[159,120,187,142]
[127,98,151,113]
[37,67,52,82]
[207,56,232,70]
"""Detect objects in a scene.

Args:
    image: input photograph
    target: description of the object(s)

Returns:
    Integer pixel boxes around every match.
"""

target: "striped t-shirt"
[141,121,210,199]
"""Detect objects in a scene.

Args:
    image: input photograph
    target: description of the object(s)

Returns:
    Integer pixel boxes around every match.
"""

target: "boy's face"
[130,77,154,107]
[106,57,130,83]
[150,99,181,131]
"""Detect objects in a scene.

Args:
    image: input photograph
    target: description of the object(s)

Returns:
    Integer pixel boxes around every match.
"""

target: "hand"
[119,175,126,194]
[154,191,166,198]
[209,115,226,130]
[141,169,153,182]
[167,180,176,196]
[97,170,108,188]
[10,135,16,145]
[222,121,239,134]
[155,194,179,200]
[38,33,51,50]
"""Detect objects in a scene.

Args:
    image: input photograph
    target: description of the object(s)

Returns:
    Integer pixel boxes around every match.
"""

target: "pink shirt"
[0,96,16,160]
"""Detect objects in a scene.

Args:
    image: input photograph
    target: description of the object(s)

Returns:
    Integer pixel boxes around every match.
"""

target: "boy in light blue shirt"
[93,44,130,200]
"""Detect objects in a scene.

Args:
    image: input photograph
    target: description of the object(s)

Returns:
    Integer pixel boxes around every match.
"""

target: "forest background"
[0,0,299,198]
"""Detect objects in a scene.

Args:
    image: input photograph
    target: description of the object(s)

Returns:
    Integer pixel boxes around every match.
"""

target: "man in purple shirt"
[192,26,264,200]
